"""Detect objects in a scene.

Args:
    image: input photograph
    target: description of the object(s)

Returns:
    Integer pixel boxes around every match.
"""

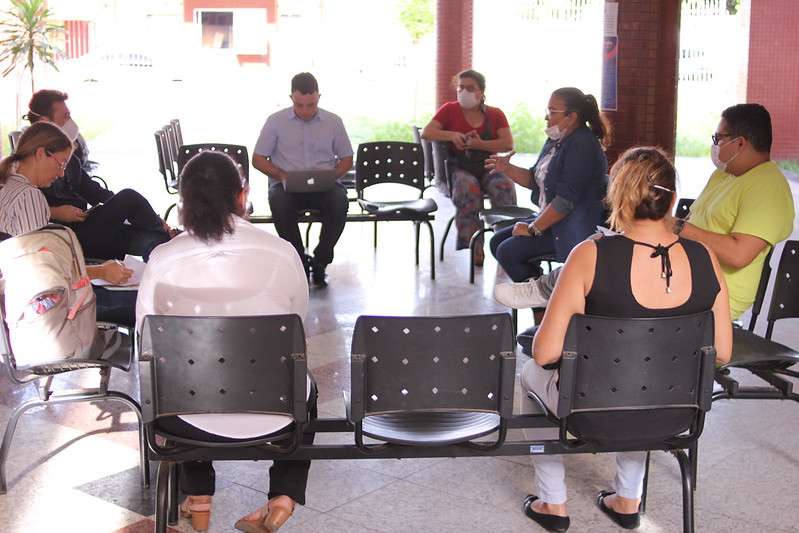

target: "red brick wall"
[603,0,681,166]
[746,0,799,160]
[435,0,473,110]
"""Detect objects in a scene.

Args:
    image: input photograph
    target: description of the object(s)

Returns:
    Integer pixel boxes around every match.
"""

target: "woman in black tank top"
[520,147,732,532]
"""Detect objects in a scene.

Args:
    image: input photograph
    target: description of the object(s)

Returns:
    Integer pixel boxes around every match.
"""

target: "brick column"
[435,0,473,110]
[744,0,799,160]
[603,0,681,165]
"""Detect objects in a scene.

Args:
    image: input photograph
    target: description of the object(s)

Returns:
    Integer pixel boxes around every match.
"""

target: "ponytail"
[552,87,612,148]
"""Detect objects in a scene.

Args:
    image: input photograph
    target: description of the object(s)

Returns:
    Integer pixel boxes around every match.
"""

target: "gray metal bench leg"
[155,461,171,533]
[439,215,455,261]
[640,451,651,514]
[469,227,491,283]
[424,220,435,280]
[672,449,695,533]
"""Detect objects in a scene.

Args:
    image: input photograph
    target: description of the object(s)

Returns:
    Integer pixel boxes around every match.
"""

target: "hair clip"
[646,173,674,194]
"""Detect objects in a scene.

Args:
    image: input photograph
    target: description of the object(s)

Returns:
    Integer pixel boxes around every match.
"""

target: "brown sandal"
[235,496,295,533]
[179,495,213,531]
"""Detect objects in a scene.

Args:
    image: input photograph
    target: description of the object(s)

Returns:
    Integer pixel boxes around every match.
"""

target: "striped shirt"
[0,173,50,236]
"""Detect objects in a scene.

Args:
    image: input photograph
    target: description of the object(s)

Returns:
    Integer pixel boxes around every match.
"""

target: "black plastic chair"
[138,314,309,533]
[0,310,148,493]
[154,128,179,219]
[7,130,20,152]
[431,141,536,278]
[355,142,438,279]
[176,143,250,182]
[675,197,695,219]
[528,312,717,533]
[348,313,516,452]
[715,240,799,403]
[411,125,434,187]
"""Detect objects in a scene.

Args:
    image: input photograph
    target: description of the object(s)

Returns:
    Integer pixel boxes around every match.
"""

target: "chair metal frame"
[0,316,149,494]
[138,314,309,533]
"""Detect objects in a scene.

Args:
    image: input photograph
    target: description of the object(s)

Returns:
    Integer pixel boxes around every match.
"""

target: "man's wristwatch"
[673,218,686,235]
[528,221,543,237]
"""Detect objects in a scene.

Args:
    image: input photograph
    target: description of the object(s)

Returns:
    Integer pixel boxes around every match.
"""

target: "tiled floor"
[1,165,798,533]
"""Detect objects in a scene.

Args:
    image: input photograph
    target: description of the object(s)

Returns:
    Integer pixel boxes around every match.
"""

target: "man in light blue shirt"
[253,72,353,287]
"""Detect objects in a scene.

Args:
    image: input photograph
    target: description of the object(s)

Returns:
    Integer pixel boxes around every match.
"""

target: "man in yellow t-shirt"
[668,103,794,319]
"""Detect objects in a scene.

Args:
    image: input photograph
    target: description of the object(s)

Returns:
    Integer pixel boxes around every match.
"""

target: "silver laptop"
[282,169,338,193]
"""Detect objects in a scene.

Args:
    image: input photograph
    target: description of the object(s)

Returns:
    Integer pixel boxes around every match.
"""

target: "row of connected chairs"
[153,119,183,220]
[152,125,438,278]
[139,311,718,533]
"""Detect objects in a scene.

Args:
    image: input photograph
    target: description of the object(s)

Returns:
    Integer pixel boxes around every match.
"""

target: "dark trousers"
[94,287,136,327]
[155,378,318,505]
[490,220,556,282]
[268,183,348,274]
[71,189,169,261]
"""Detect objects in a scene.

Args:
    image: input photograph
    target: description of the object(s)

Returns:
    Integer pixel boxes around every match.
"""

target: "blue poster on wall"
[602,36,618,111]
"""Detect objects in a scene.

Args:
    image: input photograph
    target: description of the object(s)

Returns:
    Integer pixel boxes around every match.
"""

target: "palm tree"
[0,0,66,93]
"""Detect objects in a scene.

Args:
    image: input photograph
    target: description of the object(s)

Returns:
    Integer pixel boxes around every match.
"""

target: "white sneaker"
[494,280,550,309]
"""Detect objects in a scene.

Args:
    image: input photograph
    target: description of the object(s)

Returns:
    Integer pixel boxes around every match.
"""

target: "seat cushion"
[358,198,437,216]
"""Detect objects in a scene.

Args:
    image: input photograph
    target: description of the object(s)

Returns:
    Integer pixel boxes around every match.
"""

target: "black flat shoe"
[596,490,640,529]
[523,494,570,532]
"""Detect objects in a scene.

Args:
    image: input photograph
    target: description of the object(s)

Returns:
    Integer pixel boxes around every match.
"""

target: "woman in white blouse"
[136,150,313,533]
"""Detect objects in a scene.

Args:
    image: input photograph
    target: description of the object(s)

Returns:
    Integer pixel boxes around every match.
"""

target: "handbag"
[449,108,494,179]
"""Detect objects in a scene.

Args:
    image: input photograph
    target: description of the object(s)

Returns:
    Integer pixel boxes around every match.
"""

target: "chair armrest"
[556,352,578,419]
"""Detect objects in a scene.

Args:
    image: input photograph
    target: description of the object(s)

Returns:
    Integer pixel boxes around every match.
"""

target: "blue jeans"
[490,219,556,282]
[268,183,349,274]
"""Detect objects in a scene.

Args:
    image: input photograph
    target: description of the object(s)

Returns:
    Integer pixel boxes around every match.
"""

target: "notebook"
[282,169,338,193]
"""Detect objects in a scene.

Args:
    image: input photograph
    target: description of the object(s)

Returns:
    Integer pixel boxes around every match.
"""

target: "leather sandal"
[235,496,295,533]
[179,495,213,531]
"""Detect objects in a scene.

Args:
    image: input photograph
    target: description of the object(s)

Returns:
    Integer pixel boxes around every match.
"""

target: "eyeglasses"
[545,108,568,119]
[711,133,735,146]
[45,150,68,171]
[456,84,479,93]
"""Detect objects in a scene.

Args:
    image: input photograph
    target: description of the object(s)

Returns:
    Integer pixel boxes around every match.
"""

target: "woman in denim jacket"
[488,87,610,282]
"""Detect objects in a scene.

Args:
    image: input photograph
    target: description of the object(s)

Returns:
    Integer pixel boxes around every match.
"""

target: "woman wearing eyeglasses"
[0,122,73,236]
[0,122,134,308]
[421,69,517,265]
[487,87,609,282]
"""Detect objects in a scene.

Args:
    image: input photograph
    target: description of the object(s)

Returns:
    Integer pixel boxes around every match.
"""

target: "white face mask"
[59,118,80,143]
[544,119,570,141]
[710,138,739,172]
[457,90,480,110]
